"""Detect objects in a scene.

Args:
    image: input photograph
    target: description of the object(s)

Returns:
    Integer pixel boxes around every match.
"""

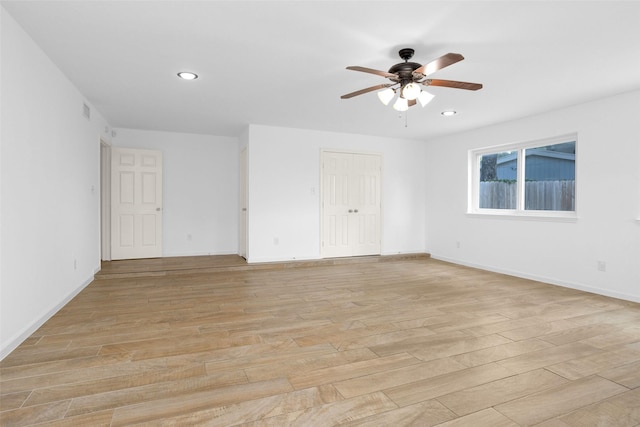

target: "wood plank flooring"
[1,256,639,426]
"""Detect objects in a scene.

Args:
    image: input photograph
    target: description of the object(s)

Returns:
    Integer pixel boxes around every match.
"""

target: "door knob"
[156,207,162,211]
[354,209,359,213]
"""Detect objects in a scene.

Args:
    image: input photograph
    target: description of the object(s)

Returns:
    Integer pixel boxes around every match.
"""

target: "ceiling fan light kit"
[418,90,435,107]
[377,88,396,105]
[341,48,482,113]
[393,97,409,112]
[401,82,421,101]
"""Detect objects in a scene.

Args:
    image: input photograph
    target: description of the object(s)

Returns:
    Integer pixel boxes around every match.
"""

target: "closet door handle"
[348,209,353,213]
[354,209,358,213]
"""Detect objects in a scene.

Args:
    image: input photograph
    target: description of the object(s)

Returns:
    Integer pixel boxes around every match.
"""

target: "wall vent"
[82,102,91,120]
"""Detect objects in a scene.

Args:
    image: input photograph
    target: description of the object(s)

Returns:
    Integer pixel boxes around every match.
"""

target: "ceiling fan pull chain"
[399,111,408,127]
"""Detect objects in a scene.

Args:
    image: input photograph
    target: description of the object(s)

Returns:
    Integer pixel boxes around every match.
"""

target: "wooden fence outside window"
[479,180,575,211]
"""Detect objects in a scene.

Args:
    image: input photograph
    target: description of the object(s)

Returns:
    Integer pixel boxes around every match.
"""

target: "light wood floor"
[2,255,640,426]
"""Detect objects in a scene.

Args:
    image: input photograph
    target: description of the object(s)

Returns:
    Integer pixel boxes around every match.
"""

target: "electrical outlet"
[456,241,461,249]
[597,261,606,272]
[274,237,279,245]
[187,233,192,241]
[74,259,77,270]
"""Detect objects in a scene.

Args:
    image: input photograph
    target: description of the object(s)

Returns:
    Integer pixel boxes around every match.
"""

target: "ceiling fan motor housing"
[388,62,422,82]
[388,48,423,84]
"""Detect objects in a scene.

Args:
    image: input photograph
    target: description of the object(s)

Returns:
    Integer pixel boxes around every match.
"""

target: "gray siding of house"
[497,150,575,181]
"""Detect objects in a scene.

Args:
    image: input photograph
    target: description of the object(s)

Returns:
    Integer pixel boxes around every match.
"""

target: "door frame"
[320,149,383,258]
[100,140,111,261]
[239,147,248,259]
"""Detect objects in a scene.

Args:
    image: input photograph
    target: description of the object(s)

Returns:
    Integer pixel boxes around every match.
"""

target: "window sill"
[466,210,578,222]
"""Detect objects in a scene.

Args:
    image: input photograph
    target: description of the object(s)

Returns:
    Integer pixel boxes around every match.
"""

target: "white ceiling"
[3,1,640,141]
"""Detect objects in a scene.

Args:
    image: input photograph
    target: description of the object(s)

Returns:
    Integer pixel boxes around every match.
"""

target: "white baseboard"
[162,250,239,258]
[431,254,640,304]
[0,274,95,361]
[246,255,323,264]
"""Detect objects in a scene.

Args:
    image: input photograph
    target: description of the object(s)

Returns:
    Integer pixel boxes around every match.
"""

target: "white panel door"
[111,148,163,260]
[322,151,381,258]
[352,153,381,256]
[322,152,352,258]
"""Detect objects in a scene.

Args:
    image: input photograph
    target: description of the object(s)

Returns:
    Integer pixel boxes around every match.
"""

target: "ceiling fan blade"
[346,66,398,79]
[422,79,483,91]
[413,53,464,76]
[340,84,392,99]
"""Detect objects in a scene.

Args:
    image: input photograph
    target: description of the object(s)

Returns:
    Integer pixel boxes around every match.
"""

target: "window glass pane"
[524,141,575,211]
[479,151,517,209]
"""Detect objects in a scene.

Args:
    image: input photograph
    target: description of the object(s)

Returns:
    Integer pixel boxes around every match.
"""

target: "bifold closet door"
[322,151,381,258]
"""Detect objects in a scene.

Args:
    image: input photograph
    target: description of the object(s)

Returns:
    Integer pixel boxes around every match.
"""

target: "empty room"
[1,1,639,426]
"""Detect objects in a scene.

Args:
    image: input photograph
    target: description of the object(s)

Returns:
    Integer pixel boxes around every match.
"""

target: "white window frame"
[468,133,578,221]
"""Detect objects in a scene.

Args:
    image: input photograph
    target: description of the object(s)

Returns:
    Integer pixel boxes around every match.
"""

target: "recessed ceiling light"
[177,72,198,80]
[441,110,457,116]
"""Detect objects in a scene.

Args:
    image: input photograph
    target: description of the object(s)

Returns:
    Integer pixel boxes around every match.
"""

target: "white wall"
[246,125,427,263]
[425,90,640,302]
[1,7,110,359]
[112,128,239,257]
